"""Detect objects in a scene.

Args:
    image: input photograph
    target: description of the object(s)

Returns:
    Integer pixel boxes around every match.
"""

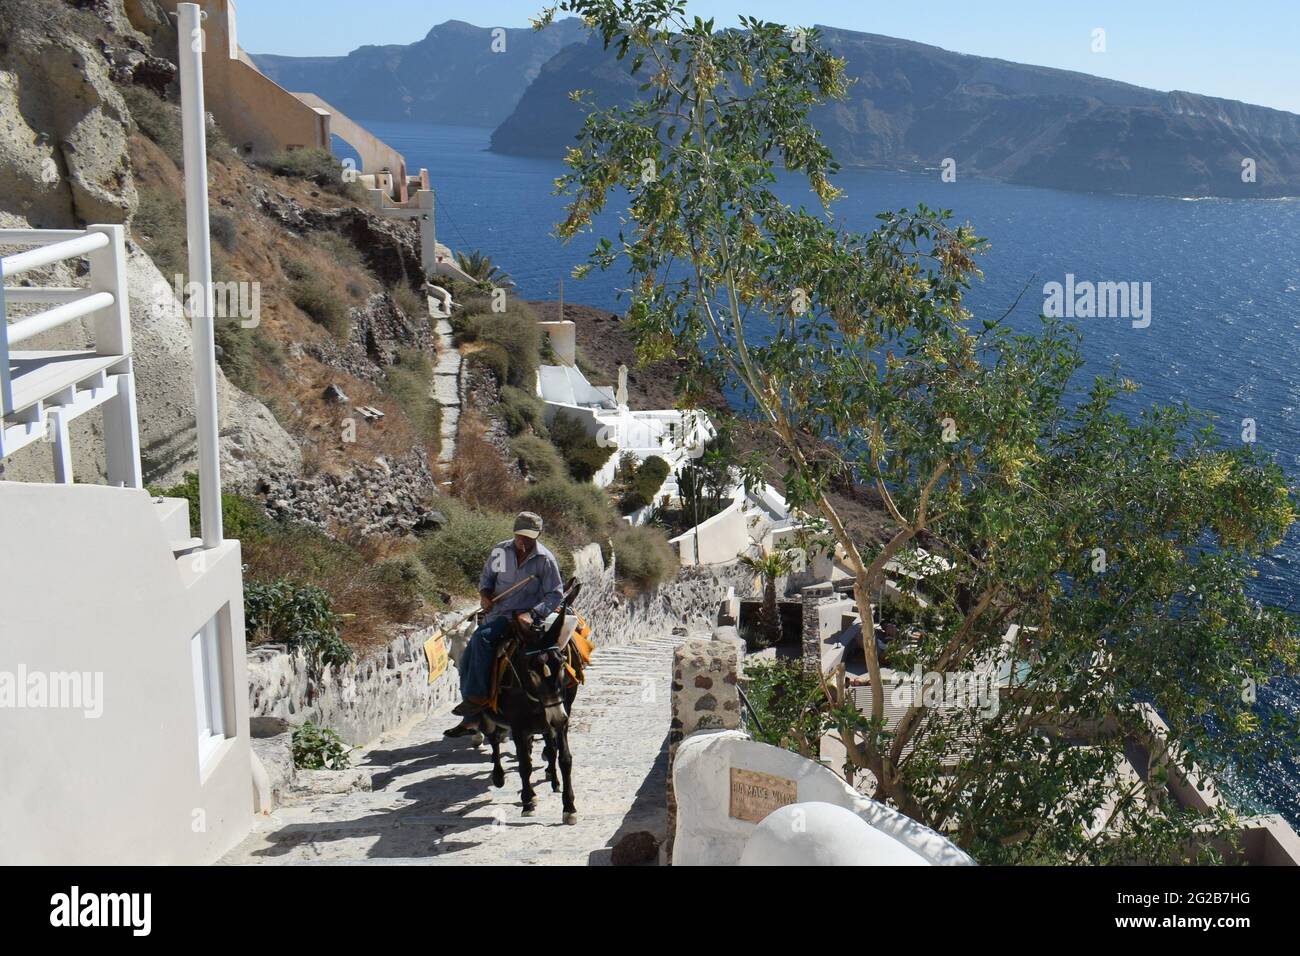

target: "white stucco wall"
[671,497,750,567]
[0,482,252,864]
[672,730,975,866]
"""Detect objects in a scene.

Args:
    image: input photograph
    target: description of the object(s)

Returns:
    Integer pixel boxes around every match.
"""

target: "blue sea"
[354,122,1300,823]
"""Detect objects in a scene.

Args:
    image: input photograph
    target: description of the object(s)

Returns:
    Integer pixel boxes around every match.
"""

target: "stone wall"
[665,637,743,862]
[570,543,753,652]
[245,547,753,750]
[246,617,464,747]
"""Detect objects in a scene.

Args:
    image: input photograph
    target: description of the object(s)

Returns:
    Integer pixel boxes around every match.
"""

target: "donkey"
[478,581,583,823]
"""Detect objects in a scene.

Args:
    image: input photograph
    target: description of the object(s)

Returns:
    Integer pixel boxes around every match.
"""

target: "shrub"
[465,306,542,388]
[498,385,548,437]
[620,455,671,512]
[447,415,519,511]
[214,322,282,399]
[549,412,616,482]
[289,263,350,339]
[382,348,440,453]
[243,577,353,671]
[742,659,828,757]
[511,433,565,482]
[292,722,352,770]
[466,343,510,385]
[416,500,518,593]
[520,477,616,544]
[366,553,444,617]
[256,148,364,198]
[132,186,187,277]
[210,212,238,253]
[392,284,427,322]
[119,84,184,165]
[610,524,679,591]
[150,472,271,542]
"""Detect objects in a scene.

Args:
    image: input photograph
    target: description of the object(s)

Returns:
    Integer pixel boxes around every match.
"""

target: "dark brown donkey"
[478,580,584,823]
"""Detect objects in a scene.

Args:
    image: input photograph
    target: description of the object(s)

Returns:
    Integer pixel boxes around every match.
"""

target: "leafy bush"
[292,721,352,770]
[510,433,565,482]
[243,577,353,672]
[521,477,616,543]
[150,472,271,542]
[620,455,671,512]
[610,524,679,591]
[549,412,616,482]
[742,659,828,757]
[498,385,548,437]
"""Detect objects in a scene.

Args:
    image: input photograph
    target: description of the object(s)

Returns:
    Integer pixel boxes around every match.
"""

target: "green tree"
[455,249,514,288]
[738,546,796,648]
[544,0,1300,862]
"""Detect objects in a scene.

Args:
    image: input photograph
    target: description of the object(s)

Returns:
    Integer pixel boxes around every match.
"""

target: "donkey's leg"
[558,725,577,824]
[543,734,559,791]
[514,729,537,816]
[488,728,505,789]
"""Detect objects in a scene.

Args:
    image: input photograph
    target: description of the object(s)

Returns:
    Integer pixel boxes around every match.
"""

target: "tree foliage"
[543,0,1300,862]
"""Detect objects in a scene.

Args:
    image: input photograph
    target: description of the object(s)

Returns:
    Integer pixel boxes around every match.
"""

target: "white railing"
[0,223,142,487]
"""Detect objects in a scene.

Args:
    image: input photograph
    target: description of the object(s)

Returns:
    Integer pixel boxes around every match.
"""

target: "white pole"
[178,2,224,548]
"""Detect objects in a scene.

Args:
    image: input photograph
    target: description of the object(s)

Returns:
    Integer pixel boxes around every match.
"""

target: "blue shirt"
[479,538,564,623]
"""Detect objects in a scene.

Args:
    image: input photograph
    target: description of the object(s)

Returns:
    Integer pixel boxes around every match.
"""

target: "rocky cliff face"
[252,18,590,128]
[0,0,301,487]
[490,26,1300,199]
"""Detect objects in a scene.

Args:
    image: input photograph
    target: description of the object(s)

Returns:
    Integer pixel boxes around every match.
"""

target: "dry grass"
[448,413,519,512]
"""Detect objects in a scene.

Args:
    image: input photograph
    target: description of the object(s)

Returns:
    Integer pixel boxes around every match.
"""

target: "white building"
[0,5,256,864]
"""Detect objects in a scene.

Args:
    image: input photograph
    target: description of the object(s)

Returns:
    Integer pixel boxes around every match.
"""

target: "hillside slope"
[253,18,589,127]
[491,27,1300,198]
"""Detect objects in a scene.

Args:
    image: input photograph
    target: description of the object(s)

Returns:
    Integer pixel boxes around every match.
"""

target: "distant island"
[489,26,1300,199]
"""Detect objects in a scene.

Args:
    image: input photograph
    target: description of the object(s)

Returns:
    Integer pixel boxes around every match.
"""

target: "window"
[191,615,227,767]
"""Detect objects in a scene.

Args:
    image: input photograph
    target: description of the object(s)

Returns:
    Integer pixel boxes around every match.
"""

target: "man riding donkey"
[444,511,563,738]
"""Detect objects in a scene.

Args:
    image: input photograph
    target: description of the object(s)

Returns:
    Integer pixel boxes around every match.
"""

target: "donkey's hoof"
[471,732,485,747]
[522,805,537,817]
[562,811,578,825]
[551,779,561,792]
[491,769,505,788]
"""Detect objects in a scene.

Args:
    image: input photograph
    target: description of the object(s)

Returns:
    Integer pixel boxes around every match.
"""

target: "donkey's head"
[524,608,570,708]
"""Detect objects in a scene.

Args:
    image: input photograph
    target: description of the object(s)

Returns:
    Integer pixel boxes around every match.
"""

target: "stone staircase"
[221,631,681,865]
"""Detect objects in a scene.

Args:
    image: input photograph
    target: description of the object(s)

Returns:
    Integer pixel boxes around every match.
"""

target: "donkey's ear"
[563,577,582,605]
[545,607,567,643]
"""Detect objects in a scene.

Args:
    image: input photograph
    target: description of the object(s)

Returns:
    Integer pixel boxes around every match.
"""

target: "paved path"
[223,632,678,865]
[430,308,462,465]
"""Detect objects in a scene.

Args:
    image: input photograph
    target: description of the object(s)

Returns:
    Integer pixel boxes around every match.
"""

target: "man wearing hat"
[444,511,564,737]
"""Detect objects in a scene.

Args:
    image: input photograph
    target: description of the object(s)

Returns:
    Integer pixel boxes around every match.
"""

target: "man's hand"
[515,612,532,631]
[480,592,493,612]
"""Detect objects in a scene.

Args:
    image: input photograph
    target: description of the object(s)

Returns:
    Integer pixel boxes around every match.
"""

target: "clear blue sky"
[236,0,1300,114]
